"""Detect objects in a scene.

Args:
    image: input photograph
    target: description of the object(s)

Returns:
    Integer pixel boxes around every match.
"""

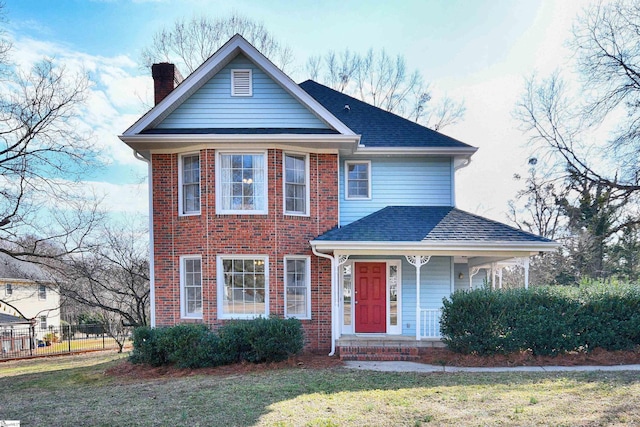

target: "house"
[119,35,558,359]
[0,252,60,341]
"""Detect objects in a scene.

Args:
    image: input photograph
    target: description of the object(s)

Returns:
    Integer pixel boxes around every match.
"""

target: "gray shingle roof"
[314,206,554,243]
[0,252,52,281]
[0,312,31,325]
[299,80,474,149]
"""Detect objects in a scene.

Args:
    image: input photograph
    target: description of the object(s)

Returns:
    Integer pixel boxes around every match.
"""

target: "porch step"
[338,345,420,361]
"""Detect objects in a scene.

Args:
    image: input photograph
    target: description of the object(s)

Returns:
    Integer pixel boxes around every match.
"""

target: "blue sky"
[5,0,587,221]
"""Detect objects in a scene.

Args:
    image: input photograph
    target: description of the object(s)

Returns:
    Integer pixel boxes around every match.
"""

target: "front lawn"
[1,352,639,426]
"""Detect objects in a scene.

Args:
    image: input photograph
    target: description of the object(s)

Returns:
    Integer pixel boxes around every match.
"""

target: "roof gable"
[299,80,475,150]
[123,35,354,137]
[155,54,329,130]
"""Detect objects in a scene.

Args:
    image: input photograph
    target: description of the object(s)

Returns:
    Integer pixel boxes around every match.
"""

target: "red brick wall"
[151,149,338,352]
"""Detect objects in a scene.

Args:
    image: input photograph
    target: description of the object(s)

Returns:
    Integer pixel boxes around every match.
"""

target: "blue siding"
[453,264,489,292]
[339,157,453,226]
[401,256,452,336]
[157,54,328,129]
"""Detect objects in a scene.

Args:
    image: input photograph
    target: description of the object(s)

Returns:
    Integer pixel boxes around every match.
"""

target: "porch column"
[405,255,431,340]
[491,262,497,290]
[498,268,503,289]
[469,266,481,289]
[523,257,530,289]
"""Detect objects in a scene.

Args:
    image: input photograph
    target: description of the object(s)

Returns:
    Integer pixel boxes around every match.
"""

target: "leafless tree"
[55,220,150,352]
[141,12,294,74]
[305,48,465,130]
[0,5,102,262]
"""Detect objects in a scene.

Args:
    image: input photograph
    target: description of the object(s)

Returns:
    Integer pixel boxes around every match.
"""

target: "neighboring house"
[119,35,558,359]
[0,312,32,354]
[0,253,60,341]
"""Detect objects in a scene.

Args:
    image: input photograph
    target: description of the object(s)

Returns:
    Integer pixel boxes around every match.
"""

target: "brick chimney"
[151,63,183,105]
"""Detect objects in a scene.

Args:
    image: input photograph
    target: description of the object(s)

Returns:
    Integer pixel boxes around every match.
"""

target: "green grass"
[1,353,640,426]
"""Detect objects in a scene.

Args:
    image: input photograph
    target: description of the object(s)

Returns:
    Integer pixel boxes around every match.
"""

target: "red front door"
[355,262,387,333]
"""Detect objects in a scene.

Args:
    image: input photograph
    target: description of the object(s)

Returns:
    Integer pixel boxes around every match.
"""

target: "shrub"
[130,317,304,368]
[441,284,640,356]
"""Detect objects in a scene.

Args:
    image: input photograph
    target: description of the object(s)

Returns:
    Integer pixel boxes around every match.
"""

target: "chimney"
[151,63,183,105]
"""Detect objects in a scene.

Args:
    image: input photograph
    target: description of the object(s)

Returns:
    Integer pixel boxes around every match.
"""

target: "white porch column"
[469,266,481,289]
[498,268,503,289]
[491,262,497,290]
[523,257,530,289]
[405,255,431,340]
[334,255,350,345]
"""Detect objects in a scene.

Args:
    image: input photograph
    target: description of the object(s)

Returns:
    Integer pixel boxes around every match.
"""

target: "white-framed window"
[38,285,46,300]
[39,316,47,330]
[5,283,12,296]
[345,160,371,199]
[180,255,202,319]
[283,153,309,216]
[217,255,268,319]
[178,153,201,215]
[231,69,252,96]
[284,256,311,319]
[216,152,267,214]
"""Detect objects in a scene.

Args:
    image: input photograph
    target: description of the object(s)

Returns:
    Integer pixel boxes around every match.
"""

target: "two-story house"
[120,35,558,359]
[0,252,60,342]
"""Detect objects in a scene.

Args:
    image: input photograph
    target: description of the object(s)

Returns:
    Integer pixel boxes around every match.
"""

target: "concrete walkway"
[344,360,640,373]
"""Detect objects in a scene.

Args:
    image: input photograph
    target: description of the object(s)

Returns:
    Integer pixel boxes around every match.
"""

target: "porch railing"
[419,308,442,339]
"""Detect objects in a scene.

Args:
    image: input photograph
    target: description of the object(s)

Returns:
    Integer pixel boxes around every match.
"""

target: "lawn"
[1,352,639,426]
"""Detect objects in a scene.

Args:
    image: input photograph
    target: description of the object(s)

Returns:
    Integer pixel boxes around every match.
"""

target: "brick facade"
[151,148,338,351]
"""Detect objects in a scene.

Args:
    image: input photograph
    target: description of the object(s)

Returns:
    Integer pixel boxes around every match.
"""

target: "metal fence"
[0,323,126,360]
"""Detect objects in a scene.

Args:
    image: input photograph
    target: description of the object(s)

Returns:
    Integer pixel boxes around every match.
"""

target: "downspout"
[311,246,337,356]
[134,150,156,328]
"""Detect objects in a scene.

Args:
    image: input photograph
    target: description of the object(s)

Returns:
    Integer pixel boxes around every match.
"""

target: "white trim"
[283,255,312,319]
[178,152,201,216]
[179,255,203,320]
[231,69,252,96]
[215,150,268,215]
[216,255,269,320]
[311,240,561,255]
[344,160,371,200]
[282,152,310,217]
[352,147,477,156]
[122,34,355,137]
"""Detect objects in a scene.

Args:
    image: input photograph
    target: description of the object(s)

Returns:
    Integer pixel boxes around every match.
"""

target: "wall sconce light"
[458,272,464,279]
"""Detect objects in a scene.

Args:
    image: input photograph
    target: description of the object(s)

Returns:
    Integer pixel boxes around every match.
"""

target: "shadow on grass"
[2,356,640,426]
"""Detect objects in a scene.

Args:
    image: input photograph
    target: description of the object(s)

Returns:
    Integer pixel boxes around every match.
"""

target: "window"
[217,256,268,319]
[38,285,46,300]
[345,161,371,199]
[217,153,267,214]
[179,153,200,215]
[180,256,202,318]
[342,264,352,327]
[284,257,311,319]
[284,153,308,215]
[39,316,47,330]
[5,283,12,296]
[231,69,252,96]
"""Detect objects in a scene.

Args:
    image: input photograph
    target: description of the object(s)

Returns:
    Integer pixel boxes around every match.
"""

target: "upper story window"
[217,152,267,214]
[284,153,309,216]
[345,160,371,199]
[38,285,46,300]
[179,153,201,215]
[180,255,202,319]
[217,256,268,319]
[231,69,252,96]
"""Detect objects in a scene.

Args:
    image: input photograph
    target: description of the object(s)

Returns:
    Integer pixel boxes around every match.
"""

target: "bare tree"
[55,220,150,352]
[141,12,294,75]
[305,48,465,130]
[0,4,102,262]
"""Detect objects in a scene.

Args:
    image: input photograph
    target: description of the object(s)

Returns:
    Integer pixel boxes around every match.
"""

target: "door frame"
[340,259,402,335]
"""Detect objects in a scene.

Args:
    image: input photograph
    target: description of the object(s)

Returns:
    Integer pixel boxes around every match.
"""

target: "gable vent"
[231,69,252,96]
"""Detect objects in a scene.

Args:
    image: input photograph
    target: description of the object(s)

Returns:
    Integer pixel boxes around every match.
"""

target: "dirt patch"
[105,352,344,380]
[419,347,640,367]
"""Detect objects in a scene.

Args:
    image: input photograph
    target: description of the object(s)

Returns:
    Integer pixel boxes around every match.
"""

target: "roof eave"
[309,239,561,256]
[352,146,478,156]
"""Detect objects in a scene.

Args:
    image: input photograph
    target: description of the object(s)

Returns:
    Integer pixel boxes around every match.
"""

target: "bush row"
[130,317,304,368]
[440,285,640,355]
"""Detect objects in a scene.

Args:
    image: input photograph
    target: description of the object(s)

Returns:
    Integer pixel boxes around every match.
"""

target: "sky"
[4,0,589,223]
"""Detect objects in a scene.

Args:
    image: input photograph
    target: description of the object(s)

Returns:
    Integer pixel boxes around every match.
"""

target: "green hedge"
[129,317,304,368]
[440,285,640,355]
